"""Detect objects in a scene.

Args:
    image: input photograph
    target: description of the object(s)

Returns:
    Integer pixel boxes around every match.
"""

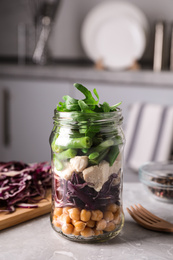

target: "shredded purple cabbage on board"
[0,161,29,172]
[54,172,120,211]
[0,161,51,213]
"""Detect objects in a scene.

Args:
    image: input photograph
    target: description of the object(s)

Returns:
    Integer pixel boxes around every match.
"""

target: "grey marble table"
[0,183,173,260]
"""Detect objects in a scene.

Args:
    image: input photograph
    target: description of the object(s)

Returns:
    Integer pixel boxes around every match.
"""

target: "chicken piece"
[109,158,122,186]
[112,174,121,186]
[83,160,109,192]
[54,162,74,180]
[109,160,121,176]
[83,165,102,191]
[99,160,109,184]
[70,156,88,172]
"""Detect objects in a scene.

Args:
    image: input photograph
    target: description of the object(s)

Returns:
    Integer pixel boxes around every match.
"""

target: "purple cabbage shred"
[54,172,120,211]
[0,161,51,213]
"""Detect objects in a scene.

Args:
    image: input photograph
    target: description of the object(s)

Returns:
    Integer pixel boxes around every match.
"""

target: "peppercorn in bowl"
[139,161,173,203]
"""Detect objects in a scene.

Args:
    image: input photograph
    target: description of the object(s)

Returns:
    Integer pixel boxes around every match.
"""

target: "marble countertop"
[0,183,173,260]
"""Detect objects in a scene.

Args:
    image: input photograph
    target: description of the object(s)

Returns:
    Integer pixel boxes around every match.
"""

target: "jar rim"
[54,107,122,116]
[53,108,123,123]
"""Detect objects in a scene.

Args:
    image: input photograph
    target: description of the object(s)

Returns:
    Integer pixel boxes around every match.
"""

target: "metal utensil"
[127,204,173,232]
[32,0,61,64]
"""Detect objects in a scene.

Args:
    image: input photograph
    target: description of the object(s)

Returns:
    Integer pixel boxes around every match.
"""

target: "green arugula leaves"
[57,83,121,113]
[74,83,99,106]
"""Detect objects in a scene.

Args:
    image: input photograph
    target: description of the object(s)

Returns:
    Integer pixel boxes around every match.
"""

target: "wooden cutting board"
[0,191,51,231]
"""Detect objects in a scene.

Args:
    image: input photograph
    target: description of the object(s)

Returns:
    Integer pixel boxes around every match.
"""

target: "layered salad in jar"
[50,83,125,242]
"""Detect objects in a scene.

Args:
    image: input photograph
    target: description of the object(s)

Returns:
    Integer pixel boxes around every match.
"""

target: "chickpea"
[72,228,80,236]
[116,207,121,214]
[71,219,77,226]
[93,229,103,236]
[59,213,71,224]
[91,210,103,221]
[106,203,119,213]
[74,221,86,232]
[62,223,74,235]
[52,215,57,221]
[63,206,72,215]
[104,221,116,232]
[54,207,63,217]
[68,208,80,221]
[80,209,91,222]
[114,211,121,225]
[96,219,107,231]
[86,220,95,228]
[103,211,114,222]
[80,227,95,237]
[52,219,61,228]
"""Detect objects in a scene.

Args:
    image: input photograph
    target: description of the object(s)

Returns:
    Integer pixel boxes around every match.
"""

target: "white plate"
[81,1,149,70]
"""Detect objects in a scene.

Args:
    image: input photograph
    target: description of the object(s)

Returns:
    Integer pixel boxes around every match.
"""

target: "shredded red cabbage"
[54,171,120,211]
[0,161,29,172]
[0,161,51,213]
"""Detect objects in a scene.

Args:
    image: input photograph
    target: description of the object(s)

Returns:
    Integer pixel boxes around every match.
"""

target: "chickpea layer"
[52,203,122,238]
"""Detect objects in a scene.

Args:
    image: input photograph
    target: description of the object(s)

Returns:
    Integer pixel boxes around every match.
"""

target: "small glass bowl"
[139,161,173,203]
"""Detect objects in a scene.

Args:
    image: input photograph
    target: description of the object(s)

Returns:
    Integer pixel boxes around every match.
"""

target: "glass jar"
[49,108,125,242]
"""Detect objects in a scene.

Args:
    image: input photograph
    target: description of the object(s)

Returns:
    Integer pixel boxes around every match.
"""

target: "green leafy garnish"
[78,100,95,113]
[110,102,122,111]
[62,96,79,111]
[100,102,110,113]
[57,83,121,113]
[74,83,99,106]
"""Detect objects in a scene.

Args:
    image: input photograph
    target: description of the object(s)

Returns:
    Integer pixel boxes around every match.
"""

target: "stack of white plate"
[81,1,149,70]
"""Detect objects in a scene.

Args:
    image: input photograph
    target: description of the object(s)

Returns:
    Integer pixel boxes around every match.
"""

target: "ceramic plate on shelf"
[81,1,149,70]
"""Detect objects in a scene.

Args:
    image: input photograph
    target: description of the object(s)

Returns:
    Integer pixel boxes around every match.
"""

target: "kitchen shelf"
[0,63,173,88]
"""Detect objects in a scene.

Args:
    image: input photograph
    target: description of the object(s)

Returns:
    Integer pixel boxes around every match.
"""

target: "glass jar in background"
[49,108,125,242]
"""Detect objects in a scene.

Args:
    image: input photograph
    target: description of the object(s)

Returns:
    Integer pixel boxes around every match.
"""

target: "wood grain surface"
[0,191,51,231]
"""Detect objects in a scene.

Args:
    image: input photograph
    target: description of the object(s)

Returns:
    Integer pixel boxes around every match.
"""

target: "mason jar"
[49,108,125,242]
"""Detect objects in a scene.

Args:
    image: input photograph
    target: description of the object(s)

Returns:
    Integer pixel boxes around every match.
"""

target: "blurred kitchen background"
[0,0,173,181]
